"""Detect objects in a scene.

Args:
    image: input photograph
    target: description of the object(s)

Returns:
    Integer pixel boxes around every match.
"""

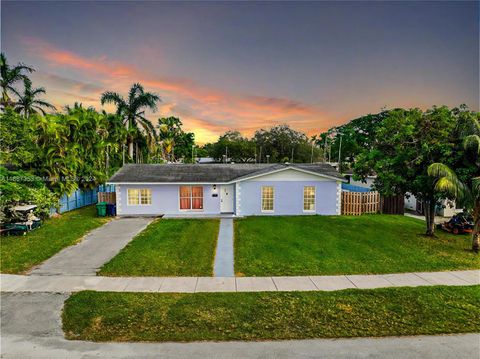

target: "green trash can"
[96,202,107,217]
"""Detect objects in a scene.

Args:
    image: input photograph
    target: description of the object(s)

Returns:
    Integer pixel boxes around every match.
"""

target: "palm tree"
[12,78,56,117]
[0,53,34,107]
[100,83,160,161]
[157,116,183,162]
[428,126,480,253]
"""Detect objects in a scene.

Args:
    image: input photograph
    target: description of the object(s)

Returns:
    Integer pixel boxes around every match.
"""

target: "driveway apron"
[30,217,154,276]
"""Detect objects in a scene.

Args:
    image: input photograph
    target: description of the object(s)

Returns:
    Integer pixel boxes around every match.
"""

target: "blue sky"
[2,1,478,142]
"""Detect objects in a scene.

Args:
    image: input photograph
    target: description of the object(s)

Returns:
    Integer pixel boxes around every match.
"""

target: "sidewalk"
[2,270,478,293]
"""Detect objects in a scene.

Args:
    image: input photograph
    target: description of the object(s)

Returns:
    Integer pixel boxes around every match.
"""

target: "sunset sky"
[2,1,479,143]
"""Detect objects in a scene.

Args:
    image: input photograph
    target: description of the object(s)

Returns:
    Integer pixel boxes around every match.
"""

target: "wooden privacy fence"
[381,194,405,215]
[342,191,380,215]
[97,192,116,204]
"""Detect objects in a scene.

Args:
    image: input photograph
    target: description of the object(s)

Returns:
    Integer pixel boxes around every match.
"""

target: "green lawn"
[0,206,110,274]
[63,286,480,342]
[99,218,219,277]
[235,215,479,276]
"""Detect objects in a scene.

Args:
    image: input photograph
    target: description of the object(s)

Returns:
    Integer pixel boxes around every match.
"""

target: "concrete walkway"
[30,217,154,276]
[2,270,478,293]
[213,218,234,277]
[1,292,479,359]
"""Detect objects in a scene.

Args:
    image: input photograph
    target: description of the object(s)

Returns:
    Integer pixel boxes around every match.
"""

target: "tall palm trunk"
[472,219,479,253]
[125,117,134,160]
[472,204,480,253]
[128,141,134,159]
[424,199,436,236]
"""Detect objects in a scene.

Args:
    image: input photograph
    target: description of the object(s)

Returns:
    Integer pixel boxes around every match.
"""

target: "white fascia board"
[230,166,347,183]
[106,182,229,185]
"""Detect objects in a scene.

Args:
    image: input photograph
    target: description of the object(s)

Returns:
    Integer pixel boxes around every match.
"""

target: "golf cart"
[442,212,474,235]
[3,205,42,236]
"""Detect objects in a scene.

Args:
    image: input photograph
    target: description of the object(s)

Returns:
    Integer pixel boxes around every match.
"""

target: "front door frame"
[220,184,234,213]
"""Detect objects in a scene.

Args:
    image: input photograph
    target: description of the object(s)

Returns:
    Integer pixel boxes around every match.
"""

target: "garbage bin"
[106,203,116,216]
[96,202,107,217]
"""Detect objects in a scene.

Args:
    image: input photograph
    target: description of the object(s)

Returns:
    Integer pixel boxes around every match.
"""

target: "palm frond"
[464,135,480,155]
[473,177,480,199]
[132,92,160,113]
[128,83,144,105]
[428,162,471,203]
[33,100,56,111]
[428,163,458,182]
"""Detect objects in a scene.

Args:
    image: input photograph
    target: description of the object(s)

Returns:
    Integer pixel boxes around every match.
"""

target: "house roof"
[108,163,345,184]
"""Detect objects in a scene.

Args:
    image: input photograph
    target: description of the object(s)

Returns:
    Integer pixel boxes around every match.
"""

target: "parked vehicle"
[2,205,42,236]
[442,213,474,235]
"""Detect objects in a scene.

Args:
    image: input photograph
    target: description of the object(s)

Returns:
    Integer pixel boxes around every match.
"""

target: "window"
[261,186,274,212]
[303,186,315,211]
[128,188,151,205]
[180,186,203,210]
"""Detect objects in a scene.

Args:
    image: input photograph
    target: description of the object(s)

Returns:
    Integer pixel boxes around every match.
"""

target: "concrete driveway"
[30,217,154,276]
[1,292,479,359]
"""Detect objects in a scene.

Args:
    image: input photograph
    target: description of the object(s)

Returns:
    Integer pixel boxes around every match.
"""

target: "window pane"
[191,186,203,197]
[128,189,139,205]
[192,198,203,209]
[140,189,151,205]
[262,186,274,211]
[180,186,191,197]
[180,197,191,209]
[304,186,315,211]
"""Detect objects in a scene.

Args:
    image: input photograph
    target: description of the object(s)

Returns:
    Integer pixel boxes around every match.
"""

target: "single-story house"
[107,163,346,217]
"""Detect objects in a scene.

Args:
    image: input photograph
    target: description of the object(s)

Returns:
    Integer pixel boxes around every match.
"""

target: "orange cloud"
[22,36,335,143]
[23,37,136,78]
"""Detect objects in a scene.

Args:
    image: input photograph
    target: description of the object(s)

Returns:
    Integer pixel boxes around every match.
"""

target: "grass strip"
[1,206,110,274]
[63,285,480,342]
[235,215,479,276]
[99,218,219,276]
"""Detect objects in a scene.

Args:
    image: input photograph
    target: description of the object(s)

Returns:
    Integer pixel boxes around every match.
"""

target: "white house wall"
[238,179,340,216]
[117,184,221,216]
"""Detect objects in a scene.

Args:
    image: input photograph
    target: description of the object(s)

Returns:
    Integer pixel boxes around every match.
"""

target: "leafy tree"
[12,78,56,117]
[101,83,160,161]
[254,124,321,163]
[210,131,255,163]
[0,167,58,220]
[155,117,195,162]
[0,107,36,167]
[33,107,127,196]
[318,110,392,168]
[0,53,34,107]
[354,106,461,235]
[428,110,480,252]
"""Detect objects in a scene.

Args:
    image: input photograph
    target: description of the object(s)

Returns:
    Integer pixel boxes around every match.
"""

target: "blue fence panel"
[55,185,116,214]
[341,183,372,193]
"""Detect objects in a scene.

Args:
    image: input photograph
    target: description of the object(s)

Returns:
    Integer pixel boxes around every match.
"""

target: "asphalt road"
[1,292,479,359]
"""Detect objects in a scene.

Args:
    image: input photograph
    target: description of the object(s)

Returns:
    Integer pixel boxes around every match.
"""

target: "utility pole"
[225,146,228,163]
[324,135,328,163]
[122,145,125,166]
[337,134,343,169]
[310,141,314,163]
[291,147,294,163]
[259,146,262,163]
[192,145,195,163]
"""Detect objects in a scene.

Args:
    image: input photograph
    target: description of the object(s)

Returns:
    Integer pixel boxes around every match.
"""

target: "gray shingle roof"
[108,163,345,183]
